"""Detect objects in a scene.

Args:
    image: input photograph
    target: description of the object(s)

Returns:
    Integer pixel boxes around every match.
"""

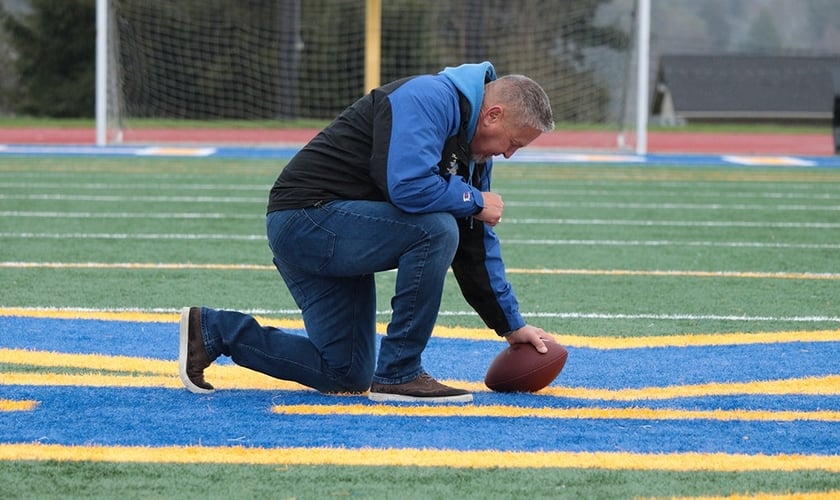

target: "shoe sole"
[178,307,214,394]
[368,392,473,404]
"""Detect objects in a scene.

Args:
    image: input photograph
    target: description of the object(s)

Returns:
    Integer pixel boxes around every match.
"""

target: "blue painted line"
[0,145,147,156]
[3,316,839,456]
[2,143,840,167]
[212,146,302,159]
[2,316,839,395]
[2,386,837,455]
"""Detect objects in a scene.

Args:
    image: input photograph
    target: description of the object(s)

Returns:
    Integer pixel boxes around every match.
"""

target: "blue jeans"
[199,200,460,393]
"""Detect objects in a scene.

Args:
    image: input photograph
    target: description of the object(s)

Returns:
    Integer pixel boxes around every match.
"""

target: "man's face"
[470,105,541,163]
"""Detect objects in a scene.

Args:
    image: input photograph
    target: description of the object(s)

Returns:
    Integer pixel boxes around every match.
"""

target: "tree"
[0,13,16,115]
[436,0,628,123]
[2,0,95,117]
[115,0,289,120]
[745,9,781,53]
[1,0,629,122]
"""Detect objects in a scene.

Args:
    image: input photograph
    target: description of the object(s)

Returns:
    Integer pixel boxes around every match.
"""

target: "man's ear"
[483,104,503,123]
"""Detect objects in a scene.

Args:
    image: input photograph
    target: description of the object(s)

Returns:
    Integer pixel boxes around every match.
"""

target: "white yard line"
[0,211,261,219]
[501,188,838,201]
[0,194,261,203]
[506,200,840,211]
[1,232,837,248]
[504,218,840,228]
[0,232,265,241]
[2,305,838,323]
[2,211,838,228]
[504,239,840,249]
[2,261,838,280]
[2,194,839,210]
[3,181,837,200]
[0,181,267,191]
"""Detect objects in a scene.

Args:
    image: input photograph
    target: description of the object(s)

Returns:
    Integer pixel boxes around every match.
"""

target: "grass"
[2,157,837,334]
[1,155,838,498]
[1,462,838,500]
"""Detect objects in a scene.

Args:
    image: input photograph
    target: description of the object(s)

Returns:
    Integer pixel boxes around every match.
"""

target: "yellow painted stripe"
[0,399,38,411]
[0,261,274,271]
[432,325,840,349]
[0,348,304,390]
[506,268,840,280]
[1,372,180,389]
[4,370,839,400]
[272,404,840,422]
[559,329,840,349]
[3,349,838,398]
[660,492,840,500]
[0,371,307,391]
[0,307,182,324]
[2,347,174,373]
[3,307,838,349]
[0,443,838,472]
[4,261,839,280]
[531,375,840,400]
[495,166,840,183]
[0,308,306,330]
[0,364,294,390]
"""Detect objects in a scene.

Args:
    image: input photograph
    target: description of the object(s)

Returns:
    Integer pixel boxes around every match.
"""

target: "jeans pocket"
[269,209,336,273]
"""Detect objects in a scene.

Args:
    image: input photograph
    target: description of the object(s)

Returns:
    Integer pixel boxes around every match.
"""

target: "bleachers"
[652,54,840,127]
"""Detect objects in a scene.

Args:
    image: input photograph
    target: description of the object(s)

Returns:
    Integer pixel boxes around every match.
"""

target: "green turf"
[0,362,156,376]
[2,157,838,335]
[1,156,838,498]
[1,462,837,500]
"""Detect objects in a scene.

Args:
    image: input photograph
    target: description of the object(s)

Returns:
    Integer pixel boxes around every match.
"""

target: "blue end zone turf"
[2,316,838,457]
[3,385,838,455]
[2,316,838,389]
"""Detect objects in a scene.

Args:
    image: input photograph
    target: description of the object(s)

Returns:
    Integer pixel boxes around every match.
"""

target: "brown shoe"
[368,372,472,403]
[178,307,215,393]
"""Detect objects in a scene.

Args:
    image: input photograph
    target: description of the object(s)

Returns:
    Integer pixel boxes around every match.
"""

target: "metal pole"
[95,0,107,146]
[635,0,650,155]
[277,0,301,118]
[364,0,381,93]
[833,68,840,155]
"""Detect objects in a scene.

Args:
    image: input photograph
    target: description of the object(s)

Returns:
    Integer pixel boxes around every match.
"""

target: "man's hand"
[505,325,555,353]
[474,191,503,227]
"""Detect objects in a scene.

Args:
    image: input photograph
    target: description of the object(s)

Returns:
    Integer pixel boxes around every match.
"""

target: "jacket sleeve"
[370,77,483,218]
[450,163,525,336]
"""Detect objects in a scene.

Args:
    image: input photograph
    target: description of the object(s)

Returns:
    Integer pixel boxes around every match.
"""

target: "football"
[484,340,568,393]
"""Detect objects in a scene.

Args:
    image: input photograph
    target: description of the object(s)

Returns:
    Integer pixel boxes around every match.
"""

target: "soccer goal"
[96,0,650,153]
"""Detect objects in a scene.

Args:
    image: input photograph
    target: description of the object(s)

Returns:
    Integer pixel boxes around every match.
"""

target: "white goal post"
[635,0,650,154]
[95,0,108,146]
[96,0,650,154]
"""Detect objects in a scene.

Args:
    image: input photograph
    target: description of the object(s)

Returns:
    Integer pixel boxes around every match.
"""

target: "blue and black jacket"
[268,62,524,336]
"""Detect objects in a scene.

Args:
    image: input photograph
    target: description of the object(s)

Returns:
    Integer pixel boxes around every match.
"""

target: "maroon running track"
[0,127,835,156]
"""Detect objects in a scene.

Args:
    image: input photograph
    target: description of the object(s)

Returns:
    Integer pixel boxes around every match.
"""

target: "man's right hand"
[475,191,504,227]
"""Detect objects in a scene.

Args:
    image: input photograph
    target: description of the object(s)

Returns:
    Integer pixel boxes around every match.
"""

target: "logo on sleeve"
[463,191,471,203]
[447,153,459,176]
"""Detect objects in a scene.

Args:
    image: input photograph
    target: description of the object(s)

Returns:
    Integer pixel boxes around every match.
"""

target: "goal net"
[102,0,640,150]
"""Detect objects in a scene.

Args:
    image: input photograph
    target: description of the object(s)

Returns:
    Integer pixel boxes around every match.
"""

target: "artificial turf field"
[0,155,838,499]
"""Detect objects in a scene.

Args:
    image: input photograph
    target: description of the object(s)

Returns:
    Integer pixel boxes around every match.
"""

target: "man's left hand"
[505,325,555,354]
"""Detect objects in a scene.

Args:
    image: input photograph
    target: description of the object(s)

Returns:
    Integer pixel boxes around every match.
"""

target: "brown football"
[484,341,568,393]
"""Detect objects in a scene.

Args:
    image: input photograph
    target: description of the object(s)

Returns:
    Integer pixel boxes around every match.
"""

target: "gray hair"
[490,75,555,133]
